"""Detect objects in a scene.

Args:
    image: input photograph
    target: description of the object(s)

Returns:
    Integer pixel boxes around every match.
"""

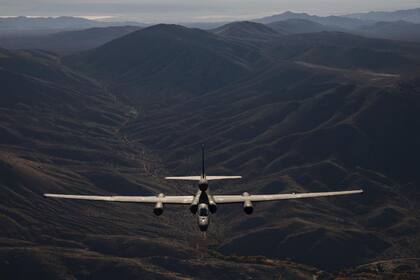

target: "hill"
[354,21,420,42]
[268,19,342,34]
[67,24,262,108]
[272,32,420,74]
[121,55,420,271]
[212,21,282,39]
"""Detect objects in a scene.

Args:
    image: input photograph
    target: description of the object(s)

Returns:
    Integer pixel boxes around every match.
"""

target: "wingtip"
[44,193,60,198]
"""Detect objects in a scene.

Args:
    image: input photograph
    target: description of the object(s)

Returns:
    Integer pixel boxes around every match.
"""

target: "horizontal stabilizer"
[165,175,241,181]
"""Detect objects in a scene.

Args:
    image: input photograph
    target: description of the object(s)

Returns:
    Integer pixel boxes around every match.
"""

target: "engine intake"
[208,194,217,213]
[190,190,201,214]
[154,201,163,216]
[242,192,253,215]
[243,200,253,214]
[190,204,198,214]
[209,202,217,213]
[154,193,164,216]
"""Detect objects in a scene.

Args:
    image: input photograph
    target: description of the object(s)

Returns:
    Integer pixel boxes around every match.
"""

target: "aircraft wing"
[213,189,363,204]
[165,176,202,181]
[44,194,194,204]
[164,176,242,181]
[206,176,242,180]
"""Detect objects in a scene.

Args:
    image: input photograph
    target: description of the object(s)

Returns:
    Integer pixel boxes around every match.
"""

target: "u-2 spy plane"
[44,146,363,232]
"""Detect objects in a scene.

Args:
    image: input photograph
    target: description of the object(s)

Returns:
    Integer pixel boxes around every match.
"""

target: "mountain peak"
[111,23,217,47]
[281,11,310,17]
[212,21,280,38]
[142,23,188,32]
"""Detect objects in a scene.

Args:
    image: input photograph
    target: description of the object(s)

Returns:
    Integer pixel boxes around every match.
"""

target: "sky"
[1,0,420,22]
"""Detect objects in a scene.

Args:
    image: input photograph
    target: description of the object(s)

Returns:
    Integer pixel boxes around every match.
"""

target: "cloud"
[0,0,419,22]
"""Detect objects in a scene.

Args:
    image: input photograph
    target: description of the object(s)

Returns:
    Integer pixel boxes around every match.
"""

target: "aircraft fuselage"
[191,179,216,231]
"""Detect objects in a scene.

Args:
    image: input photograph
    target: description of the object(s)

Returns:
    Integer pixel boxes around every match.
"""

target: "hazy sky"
[1,0,420,22]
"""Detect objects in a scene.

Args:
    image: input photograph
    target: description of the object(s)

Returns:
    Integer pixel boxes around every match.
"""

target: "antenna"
[201,144,205,178]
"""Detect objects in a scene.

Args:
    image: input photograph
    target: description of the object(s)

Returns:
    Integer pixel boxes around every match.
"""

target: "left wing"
[213,189,363,204]
[44,193,194,204]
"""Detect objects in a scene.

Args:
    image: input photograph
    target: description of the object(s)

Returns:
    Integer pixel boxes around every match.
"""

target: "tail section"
[164,145,242,181]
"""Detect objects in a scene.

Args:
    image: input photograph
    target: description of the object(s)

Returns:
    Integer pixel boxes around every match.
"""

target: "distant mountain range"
[346,7,420,23]
[0,16,145,33]
[2,7,420,50]
[255,11,372,29]
[257,7,420,25]
[253,10,420,42]
[267,18,341,34]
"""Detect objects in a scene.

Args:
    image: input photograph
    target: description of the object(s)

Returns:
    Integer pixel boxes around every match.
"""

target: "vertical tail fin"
[201,144,205,178]
[164,145,242,181]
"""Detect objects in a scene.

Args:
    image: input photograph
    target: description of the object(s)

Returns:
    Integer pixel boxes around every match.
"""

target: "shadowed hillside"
[268,19,342,34]
[67,24,263,109]
[354,21,420,42]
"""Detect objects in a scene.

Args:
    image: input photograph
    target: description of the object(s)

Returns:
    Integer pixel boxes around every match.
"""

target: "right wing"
[44,194,194,204]
[213,189,363,204]
[206,176,242,180]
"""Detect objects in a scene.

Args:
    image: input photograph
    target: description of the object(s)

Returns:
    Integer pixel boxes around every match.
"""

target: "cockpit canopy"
[198,203,209,216]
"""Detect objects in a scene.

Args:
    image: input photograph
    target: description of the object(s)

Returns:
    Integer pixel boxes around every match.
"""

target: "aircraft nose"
[199,216,207,225]
[198,216,209,231]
